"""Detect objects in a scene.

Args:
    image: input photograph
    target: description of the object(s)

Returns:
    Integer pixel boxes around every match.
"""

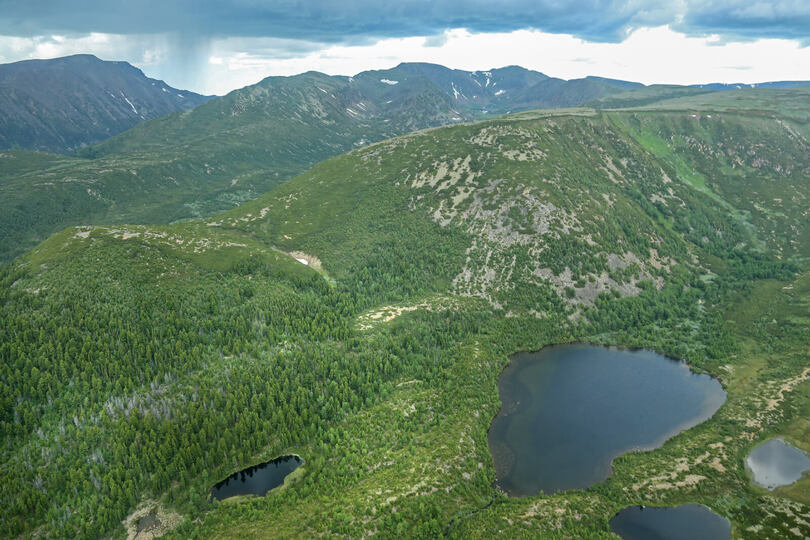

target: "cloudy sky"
[0,1,809,95]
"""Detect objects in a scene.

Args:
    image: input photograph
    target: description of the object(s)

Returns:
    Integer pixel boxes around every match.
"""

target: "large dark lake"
[610,504,730,540]
[488,344,726,495]
[211,455,302,501]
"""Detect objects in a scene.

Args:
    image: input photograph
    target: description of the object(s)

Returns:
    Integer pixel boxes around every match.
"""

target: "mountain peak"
[0,54,211,154]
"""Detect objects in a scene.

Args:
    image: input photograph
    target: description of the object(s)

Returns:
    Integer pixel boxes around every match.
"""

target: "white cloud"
[195,26,810,94]
[2,26,810,95]
[0,32,173,74]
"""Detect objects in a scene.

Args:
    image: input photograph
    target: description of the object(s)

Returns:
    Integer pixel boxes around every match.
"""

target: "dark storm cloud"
[0,1,806,44]
[680,1,810,42]
[0,1,670,42]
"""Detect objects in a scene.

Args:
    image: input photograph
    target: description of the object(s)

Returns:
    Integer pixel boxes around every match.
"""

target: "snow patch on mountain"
[120,92,138,114]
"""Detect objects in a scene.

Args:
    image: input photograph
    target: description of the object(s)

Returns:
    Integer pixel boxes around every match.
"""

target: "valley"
[1,82,809,539]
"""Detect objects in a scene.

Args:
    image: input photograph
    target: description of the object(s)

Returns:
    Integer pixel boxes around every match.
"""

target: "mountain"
[583,75,645,91]
[85,62,640,157]
[2,91,808,538]
[497,75,642,111]
[0,63,640,263]
[592,80,810,110]
[589,84,718,109]
[365,63,551,110]
[0,69,470,262]
[692,80,810,91]
[359,63,641,113]
[0,54,211,153]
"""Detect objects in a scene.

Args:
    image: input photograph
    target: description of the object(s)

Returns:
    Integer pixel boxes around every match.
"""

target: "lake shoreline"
[488,343,726,496]
[211,453,304,501]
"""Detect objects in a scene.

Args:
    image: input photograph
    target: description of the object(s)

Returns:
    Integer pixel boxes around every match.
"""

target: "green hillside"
[589,85,716,109]
[2,96,809,538]
[0,71,467,262]
[621,86,810,120]
[0,64,641,264]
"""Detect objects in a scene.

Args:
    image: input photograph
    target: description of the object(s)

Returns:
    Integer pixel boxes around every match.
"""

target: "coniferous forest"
[2,60,810,539]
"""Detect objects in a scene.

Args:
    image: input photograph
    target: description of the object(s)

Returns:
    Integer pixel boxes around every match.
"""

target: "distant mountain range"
[2,54,807,157]
[82,62,645,161]
[353,63,643,114]
[692,81,810,91]
[0,54,211,153]
[0,58,643,157]
[2,56,809,262]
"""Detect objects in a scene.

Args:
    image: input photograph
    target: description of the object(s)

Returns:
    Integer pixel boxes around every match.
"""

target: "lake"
[488,344,726,495]
[211,454,302,501]
[610,504,730,540]
[746,438,810,490]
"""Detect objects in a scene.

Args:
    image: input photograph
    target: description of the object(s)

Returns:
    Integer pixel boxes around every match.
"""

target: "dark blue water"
[610,505,730,540]
[489,344,726,495]
[211,455,302,501]
[747,438,810,490]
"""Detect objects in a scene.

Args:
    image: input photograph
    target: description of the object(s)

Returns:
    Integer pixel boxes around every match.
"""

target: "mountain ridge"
[3,57,809,266]
[692,80,810,91]
[0,54,211,153]
[0,60,640,262]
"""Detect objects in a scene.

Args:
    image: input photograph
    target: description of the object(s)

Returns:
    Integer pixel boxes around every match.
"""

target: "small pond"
[746,438,810,490]
[211,454,302,501]
[610,504,730,540]
[489,344,726,495]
